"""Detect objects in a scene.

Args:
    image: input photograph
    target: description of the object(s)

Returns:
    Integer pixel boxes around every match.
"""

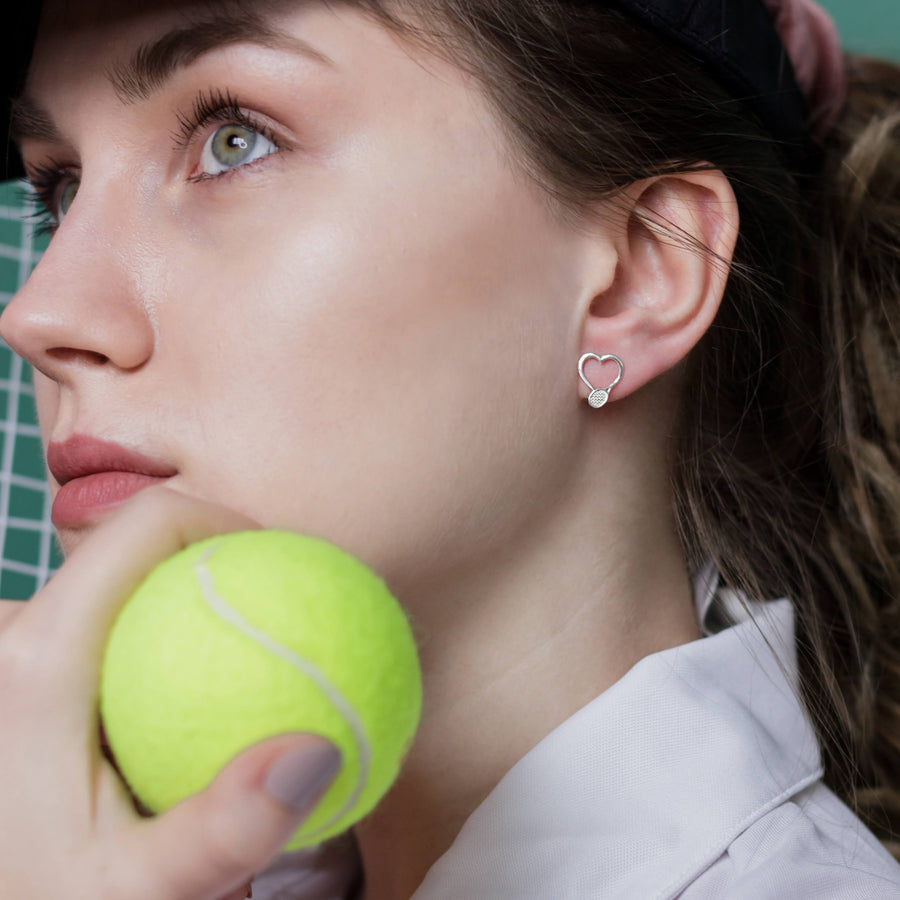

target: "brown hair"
[334,0,900,855]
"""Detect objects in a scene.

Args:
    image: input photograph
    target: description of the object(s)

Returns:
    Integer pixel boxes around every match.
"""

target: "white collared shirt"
[251,569,900,899]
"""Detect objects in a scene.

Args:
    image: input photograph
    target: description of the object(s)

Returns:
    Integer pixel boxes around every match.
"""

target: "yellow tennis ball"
[99,530,422,850]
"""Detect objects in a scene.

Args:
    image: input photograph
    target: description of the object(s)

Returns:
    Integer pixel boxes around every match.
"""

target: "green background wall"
[821,1,900,59]
[0,183,59,599]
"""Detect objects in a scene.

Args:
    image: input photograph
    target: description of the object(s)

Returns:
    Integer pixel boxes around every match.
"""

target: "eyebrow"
[9,12,335,147]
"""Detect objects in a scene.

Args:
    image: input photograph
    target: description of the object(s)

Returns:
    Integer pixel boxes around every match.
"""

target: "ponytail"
[673,52,900,858]
[811,55,900,855]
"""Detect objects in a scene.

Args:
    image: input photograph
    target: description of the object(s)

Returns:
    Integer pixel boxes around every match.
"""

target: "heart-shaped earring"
[578,353,624,409]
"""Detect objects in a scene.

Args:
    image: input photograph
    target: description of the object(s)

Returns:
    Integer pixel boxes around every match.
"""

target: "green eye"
[200,123,276,176]
[59,180,79,219]
[211,125,258,166]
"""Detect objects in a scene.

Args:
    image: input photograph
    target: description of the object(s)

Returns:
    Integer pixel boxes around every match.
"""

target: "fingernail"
[264,740,342,812]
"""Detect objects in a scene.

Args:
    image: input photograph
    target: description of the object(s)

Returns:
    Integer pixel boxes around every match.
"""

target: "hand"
[0,486,341,900]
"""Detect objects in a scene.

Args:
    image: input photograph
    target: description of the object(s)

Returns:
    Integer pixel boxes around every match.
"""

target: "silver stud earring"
[578,353,624,409]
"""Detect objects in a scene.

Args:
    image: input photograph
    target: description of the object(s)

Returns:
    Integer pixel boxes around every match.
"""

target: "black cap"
[609,0,815,170]
[2,4,43,181]
[0,0,815,182]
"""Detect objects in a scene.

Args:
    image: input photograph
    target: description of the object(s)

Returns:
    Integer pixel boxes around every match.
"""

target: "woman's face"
[1,0,595,589]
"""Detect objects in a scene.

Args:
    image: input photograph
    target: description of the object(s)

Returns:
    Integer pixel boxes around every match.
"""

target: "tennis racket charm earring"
[578,353,624,409]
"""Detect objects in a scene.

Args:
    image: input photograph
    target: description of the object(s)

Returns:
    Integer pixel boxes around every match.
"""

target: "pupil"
[213,125,257,166]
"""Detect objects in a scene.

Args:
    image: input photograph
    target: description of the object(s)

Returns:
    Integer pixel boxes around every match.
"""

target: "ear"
[576,168,739,404]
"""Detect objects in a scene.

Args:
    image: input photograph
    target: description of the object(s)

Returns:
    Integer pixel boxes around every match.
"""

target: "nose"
[0,205,155,382]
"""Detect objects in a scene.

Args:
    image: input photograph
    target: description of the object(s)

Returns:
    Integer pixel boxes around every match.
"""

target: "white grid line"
[0,378,35,394]
[1,558,46,578]
[0,421,41,438]
[0,193,32,219]
[7,516,50,531]
[5,472,47,492]
[0,244,24,262]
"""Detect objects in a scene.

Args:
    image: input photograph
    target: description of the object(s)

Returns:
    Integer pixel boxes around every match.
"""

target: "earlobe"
[576,168,740,404]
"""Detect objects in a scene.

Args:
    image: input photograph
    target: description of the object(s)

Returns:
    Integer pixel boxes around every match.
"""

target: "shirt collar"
[412,575,823,899]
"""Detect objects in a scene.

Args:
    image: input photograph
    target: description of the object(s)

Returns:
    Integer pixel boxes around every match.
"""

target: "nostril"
[0,280,155,372]
[46,347,109,366]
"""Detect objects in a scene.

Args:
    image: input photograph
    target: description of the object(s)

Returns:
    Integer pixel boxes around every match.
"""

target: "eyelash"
[174,87,283,182]
[24,87,283,237]
[25,158,76,239]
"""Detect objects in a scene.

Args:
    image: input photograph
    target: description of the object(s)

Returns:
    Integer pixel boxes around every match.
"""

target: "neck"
[353,435,702,900]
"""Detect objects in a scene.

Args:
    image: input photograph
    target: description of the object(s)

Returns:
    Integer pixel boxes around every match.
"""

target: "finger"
[122,733,342,900]
[1,488,260,803]
[0,490,261,836]
[10,486,259,712]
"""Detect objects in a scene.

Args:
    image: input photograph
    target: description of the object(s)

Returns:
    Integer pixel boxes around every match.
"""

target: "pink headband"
[764,0,847,140]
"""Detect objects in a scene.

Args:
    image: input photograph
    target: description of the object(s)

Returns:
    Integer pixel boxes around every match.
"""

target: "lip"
[48,435,178,528]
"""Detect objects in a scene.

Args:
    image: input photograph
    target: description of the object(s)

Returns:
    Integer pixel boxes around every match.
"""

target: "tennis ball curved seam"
[100,529,422,850]
[194,540,371,840]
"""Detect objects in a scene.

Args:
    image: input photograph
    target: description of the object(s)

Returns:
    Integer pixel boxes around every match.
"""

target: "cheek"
[146,120,583,578]
[232,156,566,371]
[162,169,575,464]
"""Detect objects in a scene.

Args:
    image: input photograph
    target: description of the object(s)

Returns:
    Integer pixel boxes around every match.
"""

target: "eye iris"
[59,181,79,218]
[212,124,258,166]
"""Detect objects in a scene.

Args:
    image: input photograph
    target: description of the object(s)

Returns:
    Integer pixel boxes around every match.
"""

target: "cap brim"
[0,1,817,183]
[3,5,44,182]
